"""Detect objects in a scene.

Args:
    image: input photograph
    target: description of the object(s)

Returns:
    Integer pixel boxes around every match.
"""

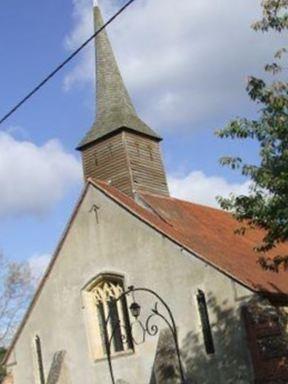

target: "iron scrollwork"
[103,286,186,384]
[145,303,160,337]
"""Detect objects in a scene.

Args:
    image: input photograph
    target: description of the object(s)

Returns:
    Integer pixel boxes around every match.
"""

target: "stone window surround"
[31,334,45,384]
[82,273,134,362]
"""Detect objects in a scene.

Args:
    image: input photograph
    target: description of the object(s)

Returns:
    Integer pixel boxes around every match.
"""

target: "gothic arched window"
[196,290,215,355]
[83,274,133,360]
[33,335,45,384]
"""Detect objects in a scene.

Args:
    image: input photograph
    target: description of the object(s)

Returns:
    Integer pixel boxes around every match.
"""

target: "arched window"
[33,335,45,384]
[196,290,215,355]
[83,274,133,360]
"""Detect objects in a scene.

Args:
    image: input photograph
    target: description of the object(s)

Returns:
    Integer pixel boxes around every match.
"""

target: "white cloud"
[0,132,81,218]
[63,0,94,91]
[29,254,51,284]
[64,0,281,131]
[168,171,250,208]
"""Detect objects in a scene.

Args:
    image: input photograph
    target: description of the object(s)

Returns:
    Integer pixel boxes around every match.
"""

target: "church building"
[3,3,288,384]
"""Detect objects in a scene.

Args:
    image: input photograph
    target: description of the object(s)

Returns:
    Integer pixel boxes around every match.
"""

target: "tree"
[0,254,32,346]
[216,0,288,271]
[0,254,32,382]
[0,347,6,383]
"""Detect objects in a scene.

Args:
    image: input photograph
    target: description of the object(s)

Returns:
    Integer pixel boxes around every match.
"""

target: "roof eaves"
[88,179,256,295]
[5,179,270,364]
[76,125,162,151]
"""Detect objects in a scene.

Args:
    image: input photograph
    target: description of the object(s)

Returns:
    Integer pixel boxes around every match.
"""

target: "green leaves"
[219,157,242,170]
[0,347,6,383]
[252,0,288,32]
[217,0,288,271]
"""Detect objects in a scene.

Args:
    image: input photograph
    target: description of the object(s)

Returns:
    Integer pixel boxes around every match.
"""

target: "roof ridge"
[136,192,174,227]
[90,180,288,296]
[139,190,228,214]
[89,179,256,289]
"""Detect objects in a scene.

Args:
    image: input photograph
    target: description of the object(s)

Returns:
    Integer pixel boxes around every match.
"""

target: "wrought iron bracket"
[103,286,186,384]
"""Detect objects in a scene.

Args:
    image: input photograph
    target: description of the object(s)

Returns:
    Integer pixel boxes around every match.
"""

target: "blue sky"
[0,0,279,275]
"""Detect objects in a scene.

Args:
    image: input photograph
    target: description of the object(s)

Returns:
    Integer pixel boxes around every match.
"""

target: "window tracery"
[83,274,133,360]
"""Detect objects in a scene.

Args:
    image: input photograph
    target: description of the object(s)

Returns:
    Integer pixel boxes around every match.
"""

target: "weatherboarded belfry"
[77,6,169,197]
[5,2,288,384]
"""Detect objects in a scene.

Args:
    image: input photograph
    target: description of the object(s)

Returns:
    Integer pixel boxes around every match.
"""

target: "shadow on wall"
[150,328,182,384]
[182,292,253,384]
[148,292,252,384]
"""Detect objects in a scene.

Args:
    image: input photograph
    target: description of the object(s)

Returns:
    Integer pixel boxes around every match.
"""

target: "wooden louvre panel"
[81,133,133,196]
[124,131,169,196]
[78,4,168,198]
[81,130,169,197]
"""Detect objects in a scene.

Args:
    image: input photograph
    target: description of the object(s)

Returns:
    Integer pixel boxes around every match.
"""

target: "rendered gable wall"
[6,185,254,384]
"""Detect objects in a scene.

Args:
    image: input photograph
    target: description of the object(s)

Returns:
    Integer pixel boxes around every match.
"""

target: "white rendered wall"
[7,185,254,384]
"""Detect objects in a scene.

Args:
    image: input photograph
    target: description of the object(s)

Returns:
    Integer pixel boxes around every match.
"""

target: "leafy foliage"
[0,348,7,383]
[216,0,288,271]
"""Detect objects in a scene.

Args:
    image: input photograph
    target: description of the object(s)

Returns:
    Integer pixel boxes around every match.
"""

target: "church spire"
[77,3,161,150]
[77,3,169,197]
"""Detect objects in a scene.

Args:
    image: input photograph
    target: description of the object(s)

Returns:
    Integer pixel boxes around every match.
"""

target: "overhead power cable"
[0,0,137,126]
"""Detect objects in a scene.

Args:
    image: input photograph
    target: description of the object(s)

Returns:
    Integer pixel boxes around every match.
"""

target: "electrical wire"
[0,0,137,126]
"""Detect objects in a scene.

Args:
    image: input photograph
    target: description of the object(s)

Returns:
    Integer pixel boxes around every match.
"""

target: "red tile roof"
[91,179,288,297]
[4,179,288,364]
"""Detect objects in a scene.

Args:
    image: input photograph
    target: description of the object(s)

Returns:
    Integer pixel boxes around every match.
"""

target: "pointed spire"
[77,3,161,150]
